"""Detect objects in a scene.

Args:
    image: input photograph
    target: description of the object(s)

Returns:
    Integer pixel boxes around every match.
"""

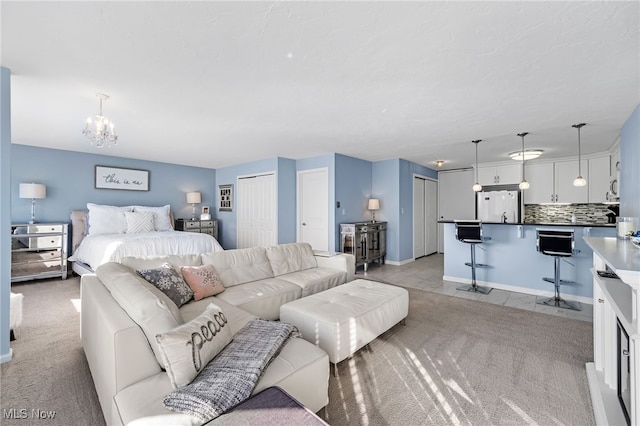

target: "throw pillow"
[181,265,225,301]
[156,303,233,389]
[87,203,132,235]
[133,205,174,231]
[124,211,156,233]
[137,263,194,307]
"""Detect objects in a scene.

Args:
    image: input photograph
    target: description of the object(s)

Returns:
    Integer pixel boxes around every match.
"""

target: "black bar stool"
[536,229,581,311]
[454,220,492,294]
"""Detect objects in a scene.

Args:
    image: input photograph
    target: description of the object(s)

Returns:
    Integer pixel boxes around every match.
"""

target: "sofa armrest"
[314,253,355,282]
[81,274,162,422]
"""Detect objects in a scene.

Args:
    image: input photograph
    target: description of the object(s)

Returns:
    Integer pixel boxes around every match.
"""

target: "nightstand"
[11,223,68,282]
[174,218,218,240]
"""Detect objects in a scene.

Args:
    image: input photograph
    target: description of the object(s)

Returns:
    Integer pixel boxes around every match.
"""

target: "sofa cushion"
[156,303,233,389]
[181,265,225,301]
[122,254,202,271]
[137,263,194,308]
[96,262,181,366]
[265,243,318,277]
[179,297,256,335]
[215,278,301,320]
[277,267,347,297]
[201,247,274,287]
[114,338,329,425]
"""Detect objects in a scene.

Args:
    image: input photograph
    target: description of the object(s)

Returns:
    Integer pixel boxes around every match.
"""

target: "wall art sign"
[95,166,150,191]
[218,184,233,211]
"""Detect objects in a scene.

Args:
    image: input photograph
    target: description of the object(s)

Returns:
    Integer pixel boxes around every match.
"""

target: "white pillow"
[156,303,232,389]
[124,211,155,233]
[133,205,173,231]
[87,203,132,235]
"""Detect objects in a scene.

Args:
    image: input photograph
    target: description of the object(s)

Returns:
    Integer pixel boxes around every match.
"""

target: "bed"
[68,204,223,275]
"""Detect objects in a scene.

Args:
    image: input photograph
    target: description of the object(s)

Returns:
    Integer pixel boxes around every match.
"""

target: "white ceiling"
[2,1,639,171]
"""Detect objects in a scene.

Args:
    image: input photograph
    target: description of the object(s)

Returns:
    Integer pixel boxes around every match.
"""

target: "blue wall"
[335,154,373,250]
[10,145,217,238]
[277,157,297,244]
[373,159,401,262]
[620,104,640,218]
[1,67,11,363]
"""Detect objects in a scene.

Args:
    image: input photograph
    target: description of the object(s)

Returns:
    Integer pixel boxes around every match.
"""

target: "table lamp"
[186,192,201,220]
[368,198,380,223]
[19,183,46,224]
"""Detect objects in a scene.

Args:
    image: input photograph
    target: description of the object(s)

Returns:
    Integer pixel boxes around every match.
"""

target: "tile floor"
[356,253,594,323]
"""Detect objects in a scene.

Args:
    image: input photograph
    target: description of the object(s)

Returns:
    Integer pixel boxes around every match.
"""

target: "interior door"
[237,173,276,248]
[297,168,329,251]
[425,179,438,255]
[413,177,426,258]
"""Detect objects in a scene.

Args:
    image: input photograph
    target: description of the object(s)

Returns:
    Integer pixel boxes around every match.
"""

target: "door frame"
[412,173,438,259]
[296,167,329,250]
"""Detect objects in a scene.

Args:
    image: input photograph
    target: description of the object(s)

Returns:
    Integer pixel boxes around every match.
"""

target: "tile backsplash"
[524,203,615,224]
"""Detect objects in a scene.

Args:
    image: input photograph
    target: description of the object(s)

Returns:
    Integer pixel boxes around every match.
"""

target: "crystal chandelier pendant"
[83,94,118,148]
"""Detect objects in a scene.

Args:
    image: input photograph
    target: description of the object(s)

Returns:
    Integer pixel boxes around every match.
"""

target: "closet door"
[413,177,426,258]
[237,173,276,248]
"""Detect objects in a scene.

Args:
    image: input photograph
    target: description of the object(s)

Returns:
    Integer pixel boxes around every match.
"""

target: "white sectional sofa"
[80,243,355,425]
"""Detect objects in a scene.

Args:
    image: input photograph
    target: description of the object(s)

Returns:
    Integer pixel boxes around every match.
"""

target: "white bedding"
[69,231,223,271]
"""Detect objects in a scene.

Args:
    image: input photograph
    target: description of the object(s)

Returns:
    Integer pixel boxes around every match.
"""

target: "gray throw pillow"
[137,263,194,307]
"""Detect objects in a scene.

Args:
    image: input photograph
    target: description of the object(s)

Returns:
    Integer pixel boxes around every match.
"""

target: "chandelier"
[83,93,118,148]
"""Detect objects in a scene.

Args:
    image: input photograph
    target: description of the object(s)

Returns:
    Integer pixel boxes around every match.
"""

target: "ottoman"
[280,279,408,376]
[10,292,24,341]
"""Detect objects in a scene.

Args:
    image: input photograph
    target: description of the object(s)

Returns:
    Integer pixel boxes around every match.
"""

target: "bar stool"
[454,220,492,294]
[536,229,581,311]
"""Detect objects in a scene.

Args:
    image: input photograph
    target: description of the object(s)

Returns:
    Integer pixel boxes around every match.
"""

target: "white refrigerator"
[477,190,520,223]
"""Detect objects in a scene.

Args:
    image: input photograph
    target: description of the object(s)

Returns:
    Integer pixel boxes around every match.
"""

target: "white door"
[413,177,426,258]
[237,173,276,248]
[414,176,438,258]
[425,179,438,255]
[297,168,329,251]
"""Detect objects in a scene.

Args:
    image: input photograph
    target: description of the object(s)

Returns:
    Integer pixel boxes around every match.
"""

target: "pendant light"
[517,132,530,190]
[572,123,587,187]
[472,140,482,192]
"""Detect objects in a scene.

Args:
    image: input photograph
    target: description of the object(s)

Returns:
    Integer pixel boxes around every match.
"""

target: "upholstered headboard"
[70,210,88,254]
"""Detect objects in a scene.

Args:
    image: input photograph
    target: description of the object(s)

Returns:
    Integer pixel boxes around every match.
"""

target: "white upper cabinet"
[588,154,611,203]
[477,164,521,186]
[554,159,589,204]
[523,163,554,204]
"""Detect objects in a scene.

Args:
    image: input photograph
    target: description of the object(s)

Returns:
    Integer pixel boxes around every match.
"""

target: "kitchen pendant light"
[572,123,587,187]
[518,132,530,190]
[472,140,482,192]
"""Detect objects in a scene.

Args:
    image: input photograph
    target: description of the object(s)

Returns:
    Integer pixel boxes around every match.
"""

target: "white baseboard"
[0,348,13,364]
[383,258,414,266]
[442,275,593,305]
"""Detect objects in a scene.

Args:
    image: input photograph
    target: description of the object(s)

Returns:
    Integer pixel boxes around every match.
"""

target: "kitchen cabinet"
[477,164,521,186]
[523,160,588,204]
[523,163,554,204]
[554,159,588,203]
[588,155,611,203]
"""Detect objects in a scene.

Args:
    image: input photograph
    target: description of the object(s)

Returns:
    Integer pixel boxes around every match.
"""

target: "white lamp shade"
[186,192,201,204]
[19,183,46,199]
[368,199,380,210]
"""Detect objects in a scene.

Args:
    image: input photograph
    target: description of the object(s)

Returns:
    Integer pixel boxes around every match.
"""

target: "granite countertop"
[438,220,615,227]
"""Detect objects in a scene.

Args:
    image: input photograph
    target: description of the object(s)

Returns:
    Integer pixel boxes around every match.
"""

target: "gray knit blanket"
[163,318,299,422]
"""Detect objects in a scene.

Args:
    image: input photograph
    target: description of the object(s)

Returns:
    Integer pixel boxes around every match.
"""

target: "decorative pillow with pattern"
[156,303,232,389]
[124,211,155,233]
[137,263,194,307]
[181,265,225,301]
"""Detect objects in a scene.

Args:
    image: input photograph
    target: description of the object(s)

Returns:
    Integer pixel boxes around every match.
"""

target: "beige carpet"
[2,278,594,426]
[326,287,595,426]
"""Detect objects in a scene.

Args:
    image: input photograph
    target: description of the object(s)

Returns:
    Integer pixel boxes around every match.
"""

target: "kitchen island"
[442,221,616,302]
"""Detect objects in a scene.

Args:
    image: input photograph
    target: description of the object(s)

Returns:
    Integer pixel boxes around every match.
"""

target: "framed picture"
[218,184,233,211]
[202,206,210,215]
[200,206,211,220]
[95,166,149,191]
